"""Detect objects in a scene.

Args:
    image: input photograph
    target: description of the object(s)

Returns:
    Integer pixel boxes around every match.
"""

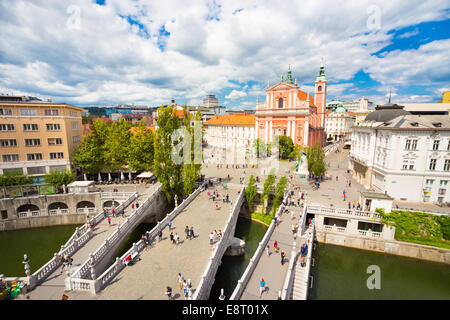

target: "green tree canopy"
[0,171,32,187]
[305,141,326,177]
[279,136,295,159]
[44,169,76,191]
[271,176,288,214]
[104,118,132,172]
[245,174,258,212]
[128,121,155,172]
[260,171,276,214]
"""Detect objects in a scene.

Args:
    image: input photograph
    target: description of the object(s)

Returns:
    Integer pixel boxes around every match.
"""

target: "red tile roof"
[204,113,255,126]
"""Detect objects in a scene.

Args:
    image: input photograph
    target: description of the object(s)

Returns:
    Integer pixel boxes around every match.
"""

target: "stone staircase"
[291,253,309,299]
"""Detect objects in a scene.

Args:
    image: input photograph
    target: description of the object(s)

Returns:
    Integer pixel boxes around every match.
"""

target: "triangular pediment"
[267,81,298,91]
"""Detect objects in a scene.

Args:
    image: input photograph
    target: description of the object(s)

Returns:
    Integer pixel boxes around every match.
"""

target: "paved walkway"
[19,184,159,300]
[240,201,304,300]
[66,183,241,300]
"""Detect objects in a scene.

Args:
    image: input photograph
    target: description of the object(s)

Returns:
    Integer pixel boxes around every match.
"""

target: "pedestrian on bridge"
[108,216,111,226]
[185,226,190,239]
[175,232,180,245]
[273,240,279,253]
[259,278,266,297]
[168,220,173,231]
[178,273,184,291]
[166,286,173,300]
[158,229,162,242]
[266,245,270,256]
[170,232,174,244]
[281,250,286,265]
[189,227,194,240]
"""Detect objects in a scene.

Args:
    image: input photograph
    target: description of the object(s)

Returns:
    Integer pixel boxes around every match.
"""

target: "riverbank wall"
[316,230,450,264]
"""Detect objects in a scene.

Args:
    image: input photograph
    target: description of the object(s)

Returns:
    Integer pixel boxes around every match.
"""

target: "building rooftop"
[378,114,450,130]
[204,113,255,126]
[360,191,394,200]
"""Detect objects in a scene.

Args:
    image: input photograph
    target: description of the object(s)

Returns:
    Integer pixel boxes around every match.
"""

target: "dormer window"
[410,122,418,127]
[432,122,442,127]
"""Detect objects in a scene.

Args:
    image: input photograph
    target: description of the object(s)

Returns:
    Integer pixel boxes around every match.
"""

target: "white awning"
[136,171,154,178]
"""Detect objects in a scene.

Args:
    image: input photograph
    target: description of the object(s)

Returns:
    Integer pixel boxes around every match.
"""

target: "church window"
[278,98,283,108]
[318,86,322,92]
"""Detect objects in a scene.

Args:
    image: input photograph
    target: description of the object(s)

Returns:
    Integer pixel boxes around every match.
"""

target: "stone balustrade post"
[104,239,109,248]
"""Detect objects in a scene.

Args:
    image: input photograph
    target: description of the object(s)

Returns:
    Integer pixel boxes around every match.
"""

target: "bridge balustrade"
[230,192,289,300]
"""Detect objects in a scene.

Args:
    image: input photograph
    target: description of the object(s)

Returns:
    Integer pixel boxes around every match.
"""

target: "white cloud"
[0,0,448,106]
[225,89,247,100]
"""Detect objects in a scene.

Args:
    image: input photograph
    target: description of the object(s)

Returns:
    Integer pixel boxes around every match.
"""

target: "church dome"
[334,106,347,114]
[364,103,411,122]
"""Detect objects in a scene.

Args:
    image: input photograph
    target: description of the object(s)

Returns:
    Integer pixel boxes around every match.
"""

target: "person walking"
[189,227,194,240]
[136,202,139,209]
[178,273,184,291]
[168,220,173,231]
[281,250,286,265]
[183,280,188,299]
[209,232,214,245]
[166,286,173,300]
[170,232,174,244]
[185,226,190,239]
[158,229,163,242]
[131,203,135,210]
[107,216,111,226]
[259,278,266,297]
[175,233,179,245]
[266,245,270,256]
[273,240,279,253]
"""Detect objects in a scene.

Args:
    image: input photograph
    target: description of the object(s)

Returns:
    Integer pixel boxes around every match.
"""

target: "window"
[402,164,408,170]
[0,139,17,147]
[0,124,15,131]
[405,139,411,150]
[44,109,59,116]
[444,160,450,171]
[20,109,37,116]
[433,140,440,150]
[0,108,12,115]
[278,98,283,108]
[23,123,39,131]
[412,140,417,150]
[2,154,19,162]
[70,111,78,117]
[426,179,434,186]
[71,121,79,130]
[27,153,43,161]
[318,85,322,92]
[25,138,41,146]
[50,152,64,159]
[72,135,80,143]
[440,180,448,187]
[48,138,62,145]
[46,123,61,131]
[429,159,437,171]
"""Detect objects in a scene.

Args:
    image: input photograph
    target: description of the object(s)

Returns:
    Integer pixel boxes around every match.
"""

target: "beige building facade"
[0,96,83,183]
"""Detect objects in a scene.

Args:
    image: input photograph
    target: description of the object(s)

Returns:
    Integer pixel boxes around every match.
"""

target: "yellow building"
[443,91,450,103]
[0,95,82,183]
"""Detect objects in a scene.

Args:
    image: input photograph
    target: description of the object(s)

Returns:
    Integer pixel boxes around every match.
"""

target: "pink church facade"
[255,64,327,147]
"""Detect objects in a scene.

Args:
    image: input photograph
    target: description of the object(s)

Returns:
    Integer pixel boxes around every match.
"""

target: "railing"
[323,225,346,233]
[301,224,315,300]
[307,205,382,220]
[193,186,245,300]
[92,183,205,294]
[48,209,70,215]
[358,229,382,238]
[17,210,41,218]
[230,192,289,300]
[76,207,97,215]
[100,192,135,199]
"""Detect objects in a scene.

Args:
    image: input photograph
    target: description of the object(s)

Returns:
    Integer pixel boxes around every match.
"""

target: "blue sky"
[0,0,449,109]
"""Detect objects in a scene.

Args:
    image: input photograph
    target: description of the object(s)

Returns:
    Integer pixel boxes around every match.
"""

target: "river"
[309,242,450,300]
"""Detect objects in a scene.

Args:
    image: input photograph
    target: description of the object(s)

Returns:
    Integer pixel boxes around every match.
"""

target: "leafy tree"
[272,176,288,214]
[260,171,276,214]
[279,136,295,159]
[181,107,202,196]
[0,171,32,187]
[128,121,155,172]
[104,118,132,173]
[153,105,183,202]
[245,174,258,212]
[305,141,326,177]
[44,169,76,193]
[73,119,108,175]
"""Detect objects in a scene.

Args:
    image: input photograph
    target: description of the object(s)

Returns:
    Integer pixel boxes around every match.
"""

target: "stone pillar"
[346,219,359,236]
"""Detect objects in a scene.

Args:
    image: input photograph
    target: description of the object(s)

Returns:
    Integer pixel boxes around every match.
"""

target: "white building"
[349,103,450,204]
[203,113,256,165]
[325,104,355,141]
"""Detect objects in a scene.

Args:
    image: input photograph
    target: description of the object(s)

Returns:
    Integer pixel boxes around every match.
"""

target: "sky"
[0,0,449,110]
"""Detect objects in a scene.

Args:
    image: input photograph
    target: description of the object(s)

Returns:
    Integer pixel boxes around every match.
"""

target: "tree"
[128,121,155,172]
[279,136,295,159]
[73,119,108,175]
[104,118,132,173]
[271,176,288,214]
[260,171,276,214]
[181,107,202,196]
[245,174,258,212]
[305,141,326,178]
[0,171,32,187]
[153,105,183,202]
[44,169,76,193]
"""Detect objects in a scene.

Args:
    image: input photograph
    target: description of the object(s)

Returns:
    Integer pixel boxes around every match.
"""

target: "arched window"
[318,85,322,92]
[278,97,283,108]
